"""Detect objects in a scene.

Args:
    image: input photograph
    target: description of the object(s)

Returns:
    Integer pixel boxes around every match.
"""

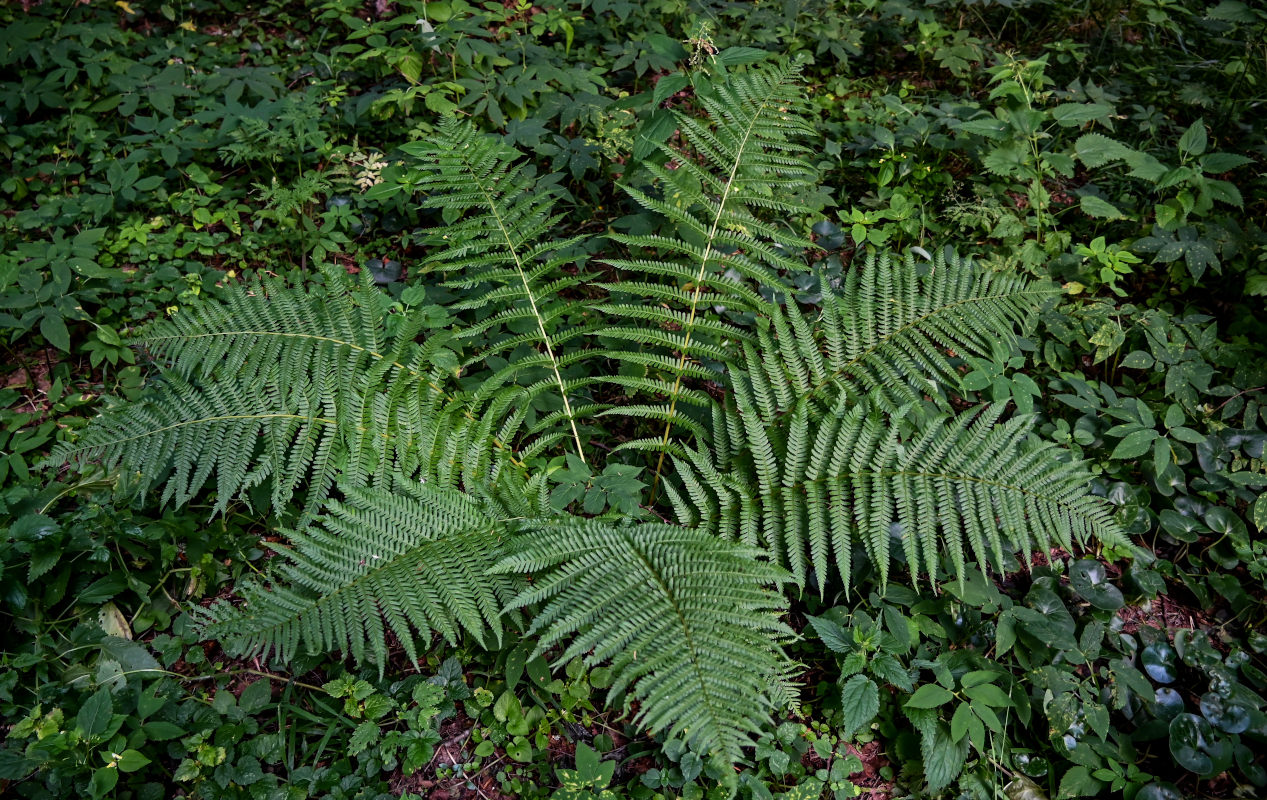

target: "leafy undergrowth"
[3,1,1266,799]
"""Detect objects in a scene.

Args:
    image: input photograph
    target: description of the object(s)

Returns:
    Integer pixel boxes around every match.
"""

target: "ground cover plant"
[2,1,1265,799]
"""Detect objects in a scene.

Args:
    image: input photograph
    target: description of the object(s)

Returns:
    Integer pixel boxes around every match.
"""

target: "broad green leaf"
[1178,119,1208,157]
[40,312,71,352]
[1074,133,1132,167]
[1200,152,1253,173]
[906,684,954,709]
[1050,103,1113,127]
[963,683,1012,708]
[116,749,151,773]
[76,688,113,738]
[1069,559,1125,610]
[653,74,689,105]
[1112,429,1158,460]
[950,702,972,742]
[1079,195,1124,219]
[923,723,969,790]
[839,675,879,738]
[88,767,119,799]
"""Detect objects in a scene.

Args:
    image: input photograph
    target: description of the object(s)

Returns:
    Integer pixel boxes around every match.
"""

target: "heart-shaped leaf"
[1169,713,1233,776]
[1069,560,1125,610]
[1142,642,1178,684]
[1200,692,1251,734]
[1153,687,1184,721]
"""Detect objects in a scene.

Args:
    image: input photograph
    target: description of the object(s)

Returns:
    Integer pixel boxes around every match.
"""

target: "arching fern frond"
[398,117,590,461]
[675,395,1127,593]
[597,60,819,493]
[43,269,492,519]
[198,480,518,673]
[495,523,796,766]
[818,250,1057,406]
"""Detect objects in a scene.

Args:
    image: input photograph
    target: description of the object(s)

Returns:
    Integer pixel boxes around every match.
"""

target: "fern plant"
[47,59,1127,770]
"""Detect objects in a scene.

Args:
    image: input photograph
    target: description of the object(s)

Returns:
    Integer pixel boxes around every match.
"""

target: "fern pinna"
[46,59,1126,770]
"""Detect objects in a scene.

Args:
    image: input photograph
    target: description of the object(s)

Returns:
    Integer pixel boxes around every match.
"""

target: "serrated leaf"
[923,723,969,790]
[1079,195,1124,219]
[1178,119,1208,157]
[1051,103,1113,127]
[653,74,690,105]
[349,720,380,755]
[1074,133,1132,167]
[839,675,879,738]
[1200,152,1253,173]
[1205,179,1243,208]
[983,143,1026,176]
[1057,765,1103,798]
[77,688,113,738]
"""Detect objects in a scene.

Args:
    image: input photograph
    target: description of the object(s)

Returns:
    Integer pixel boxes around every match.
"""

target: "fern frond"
[676,394,1127,592]
[815,250,1059,408]
[495,523,796,765]
[43,270,522,518]
[198,481,517,673]
[595,61,818,494]
[400,118,589,461]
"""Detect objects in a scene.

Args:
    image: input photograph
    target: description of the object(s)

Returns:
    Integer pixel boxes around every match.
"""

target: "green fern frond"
[676,395,1127,592]
[44,270,507,518]
[815,250,1059,408]
[495,523,796,765]
[198,481,517,673]
[400,117,589,461]
[596,61,818,493]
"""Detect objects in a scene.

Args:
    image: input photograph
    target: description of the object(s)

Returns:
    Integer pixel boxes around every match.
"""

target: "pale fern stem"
[459,149,587,463]
[649,94,773,502]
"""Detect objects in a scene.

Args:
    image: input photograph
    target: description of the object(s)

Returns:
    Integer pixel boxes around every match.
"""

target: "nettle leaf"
[839,675,879,738]
[1051,102,1113,127]
[1080,194,1124,219]
[1177,118,1208,158]
[1074,133,1133,167]
[982,143,1027,176]
[1200,152,1254,173]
